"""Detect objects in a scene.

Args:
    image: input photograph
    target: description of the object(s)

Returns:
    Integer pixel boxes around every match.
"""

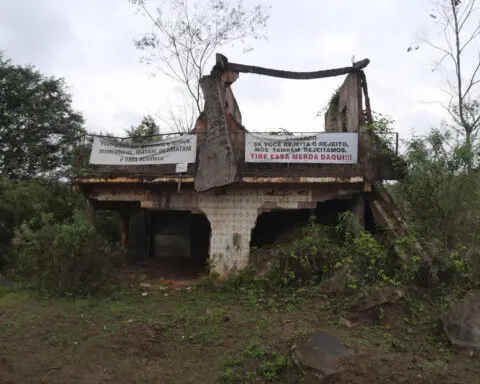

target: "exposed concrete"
[195,74,239,192]
[352,195,365,231]
[325,73,363,134]
[84,198,96,222]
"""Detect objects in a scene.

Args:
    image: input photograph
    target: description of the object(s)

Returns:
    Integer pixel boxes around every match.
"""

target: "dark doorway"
[250,209,312,247]
[314,198,355,226]
[140,210,211,280]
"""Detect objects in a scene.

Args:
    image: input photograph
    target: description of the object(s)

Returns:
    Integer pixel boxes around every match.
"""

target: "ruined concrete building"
[74,54,406,277]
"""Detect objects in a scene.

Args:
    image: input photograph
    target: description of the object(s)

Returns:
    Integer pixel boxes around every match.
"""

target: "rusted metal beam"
[214,53,370,80]
[74,176,195,184]
[241,176,364,184]
[75,176,365,184]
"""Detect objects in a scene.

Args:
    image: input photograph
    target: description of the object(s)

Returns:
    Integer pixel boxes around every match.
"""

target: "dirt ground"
[1,282,479,384]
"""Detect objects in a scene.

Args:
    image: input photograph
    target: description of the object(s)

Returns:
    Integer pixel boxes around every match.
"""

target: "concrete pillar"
[352,195,365,233]
[120,213,130,246]
[85,198,96,223]
[203,207,257,276]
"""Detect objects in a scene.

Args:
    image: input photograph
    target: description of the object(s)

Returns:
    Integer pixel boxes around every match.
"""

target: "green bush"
[10,211,126,297]
[251,213,401,291]
[0,178,83,269]
[392,128,480,287]
[94,210,122,244]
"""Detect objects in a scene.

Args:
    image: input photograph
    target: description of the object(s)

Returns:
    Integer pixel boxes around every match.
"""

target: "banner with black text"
[89,135,197,165]
[245,133,358,163]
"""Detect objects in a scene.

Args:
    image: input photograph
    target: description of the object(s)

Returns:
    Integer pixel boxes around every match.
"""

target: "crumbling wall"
[325,73,363,133]
[192,71,245,187]
[324,73,402,181]
[194,74,240,192]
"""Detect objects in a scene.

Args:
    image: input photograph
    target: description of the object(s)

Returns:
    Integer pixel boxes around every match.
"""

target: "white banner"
[245,133,358,164]
[89,135,197,165]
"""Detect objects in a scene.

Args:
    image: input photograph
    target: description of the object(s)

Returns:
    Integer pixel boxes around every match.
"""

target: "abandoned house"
[73,54,406,277]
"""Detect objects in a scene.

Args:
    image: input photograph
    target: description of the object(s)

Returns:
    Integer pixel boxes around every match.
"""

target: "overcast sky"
[0,0,460,141]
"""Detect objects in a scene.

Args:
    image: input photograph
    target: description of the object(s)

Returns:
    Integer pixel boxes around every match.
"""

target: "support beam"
[214,53,370,80]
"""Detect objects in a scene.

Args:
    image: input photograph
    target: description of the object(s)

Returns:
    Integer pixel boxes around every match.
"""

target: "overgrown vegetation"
[0,52,135,297]
[0,178,82,269]
[392,127,480,288]
[249,213,393,290]
[0,177,126,297]
[9,212,126,297]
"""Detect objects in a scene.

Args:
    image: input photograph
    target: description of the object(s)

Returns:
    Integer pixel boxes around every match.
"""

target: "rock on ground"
[442,290,480,350]
[292,331,353,380]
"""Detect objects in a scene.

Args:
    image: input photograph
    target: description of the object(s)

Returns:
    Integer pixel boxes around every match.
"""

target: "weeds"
[9,211,126,297]
[220,341,290,383]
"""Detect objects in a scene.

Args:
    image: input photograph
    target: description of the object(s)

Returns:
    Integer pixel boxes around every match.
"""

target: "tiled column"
[200,196,258,276]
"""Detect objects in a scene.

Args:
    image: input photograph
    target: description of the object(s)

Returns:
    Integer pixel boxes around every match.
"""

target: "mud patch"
[109,323,166,358]
[323,352,455,384]
[0,357,15,384]
[347,286,407,327]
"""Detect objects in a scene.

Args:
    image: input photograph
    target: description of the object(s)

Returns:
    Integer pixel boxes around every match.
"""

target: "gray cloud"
[0,0,77,68]
[0,0,461,140]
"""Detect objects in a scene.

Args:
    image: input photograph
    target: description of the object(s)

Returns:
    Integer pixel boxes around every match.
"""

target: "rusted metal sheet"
[74,177,195,184]
[239,162,363,178]
[241,176,363,184]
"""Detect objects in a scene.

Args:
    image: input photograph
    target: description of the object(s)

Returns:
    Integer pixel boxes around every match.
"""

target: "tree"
[0,53,85,179]
[124,114,160,142]
[397,127,480,244]
[410,0,480,153]
[130,0,270,131]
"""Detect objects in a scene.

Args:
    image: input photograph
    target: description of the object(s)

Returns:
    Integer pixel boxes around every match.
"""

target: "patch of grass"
[1,285,479,384]
[0,287,26,307]
[220,343,291,383]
